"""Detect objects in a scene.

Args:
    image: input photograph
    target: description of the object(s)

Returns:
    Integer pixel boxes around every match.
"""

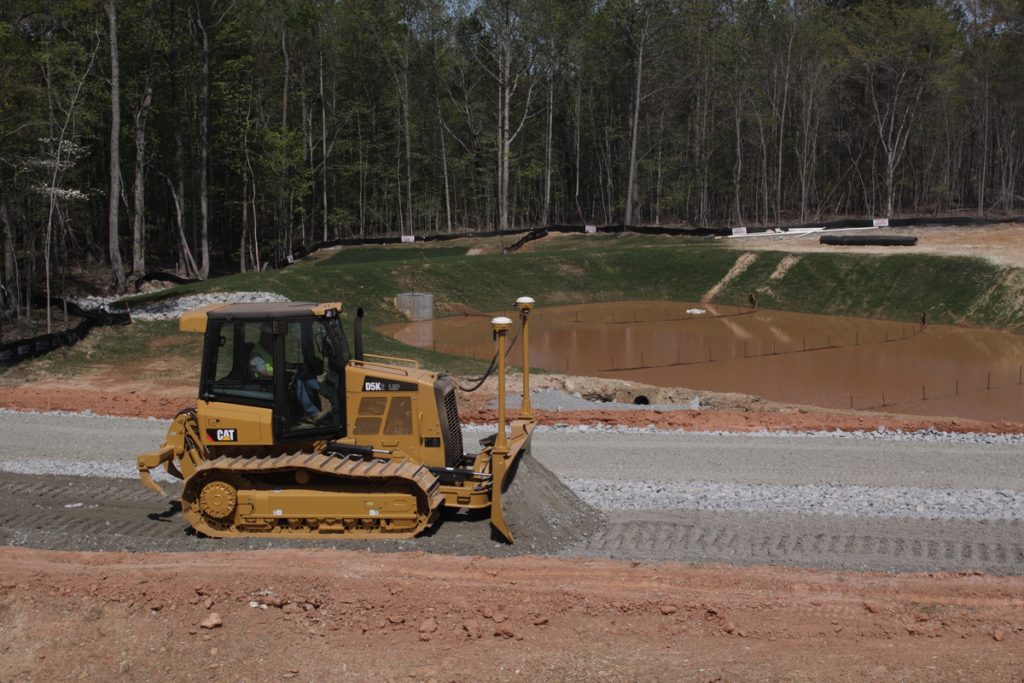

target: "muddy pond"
[381,301,1024,423]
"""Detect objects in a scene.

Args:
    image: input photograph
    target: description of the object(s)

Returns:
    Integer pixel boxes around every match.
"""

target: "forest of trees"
[0,0,1022,323]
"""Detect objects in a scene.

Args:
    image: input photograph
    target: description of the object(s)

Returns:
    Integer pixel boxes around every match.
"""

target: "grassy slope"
[7,234,1024,384]
[716,250,1020,327]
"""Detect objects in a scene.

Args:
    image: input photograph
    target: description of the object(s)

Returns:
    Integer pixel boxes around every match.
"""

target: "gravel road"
[0,410,1021,573]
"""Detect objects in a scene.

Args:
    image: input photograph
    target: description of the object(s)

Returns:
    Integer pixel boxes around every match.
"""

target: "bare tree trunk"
[498,59,508,230]
[280,21,290,260]
[654,111,664,225]
[301,88,312,246]
[573,80,583,223]
[485,1,534,232]
[402,70,413,235]
[107,0,127,292]
[733,95,743,225]
[195,0,210,277]
[978,73,989,217]
[624,15,647,227]
[166,177,199,276]
[131,78,152,275]
[773,23,794,227]
[541,74,553,225]
[240,173,248,273]
[438,103,452,232]
[0,172,17,315]
[357,116,366,238]
[750,97,768,224]
[168,0,195,278]
[241,104,261,271]
[319,51,329,241]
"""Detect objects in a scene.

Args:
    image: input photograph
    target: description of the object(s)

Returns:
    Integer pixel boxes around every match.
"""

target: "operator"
[249,324,276,378]
[249,324,328,424]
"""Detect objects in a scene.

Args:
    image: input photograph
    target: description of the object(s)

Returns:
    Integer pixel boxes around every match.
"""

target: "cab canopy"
[179,302,343,333]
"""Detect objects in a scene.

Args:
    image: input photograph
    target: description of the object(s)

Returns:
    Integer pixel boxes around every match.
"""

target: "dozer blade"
[489,418,536,543]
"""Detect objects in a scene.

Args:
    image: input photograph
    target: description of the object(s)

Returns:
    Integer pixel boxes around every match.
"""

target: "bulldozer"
[136,296,538,542]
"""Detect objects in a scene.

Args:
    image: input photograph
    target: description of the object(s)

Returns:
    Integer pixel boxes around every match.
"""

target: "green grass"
[718,251,1017,327]
[10,233,1024,383]
[9,319,204,383]
[314,245,472,267]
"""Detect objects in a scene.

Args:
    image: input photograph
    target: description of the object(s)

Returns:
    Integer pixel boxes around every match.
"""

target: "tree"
[107,0,127,292]
[843,0,960,217]
[474,0,537,231]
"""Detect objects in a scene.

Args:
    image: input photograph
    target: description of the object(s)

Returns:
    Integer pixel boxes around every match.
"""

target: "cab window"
[205,321,273,403]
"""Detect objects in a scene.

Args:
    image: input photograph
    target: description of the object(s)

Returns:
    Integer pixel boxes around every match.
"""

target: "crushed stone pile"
[70,291,291,320]
[498,450,605,555]
[128,292,291,320]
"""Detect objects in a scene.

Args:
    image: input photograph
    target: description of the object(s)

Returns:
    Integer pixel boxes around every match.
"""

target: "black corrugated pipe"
[354,307,364,361]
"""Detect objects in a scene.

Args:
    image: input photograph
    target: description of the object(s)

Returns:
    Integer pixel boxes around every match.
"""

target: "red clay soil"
[2,382,1023,435]
[2,547,1022,682]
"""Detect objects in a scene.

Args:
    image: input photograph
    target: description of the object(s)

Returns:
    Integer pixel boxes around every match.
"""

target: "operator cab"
[197,302,351,441]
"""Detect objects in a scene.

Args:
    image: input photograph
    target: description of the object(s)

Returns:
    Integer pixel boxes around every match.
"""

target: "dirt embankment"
[2,547,1022,682]
[3,377,1022,436]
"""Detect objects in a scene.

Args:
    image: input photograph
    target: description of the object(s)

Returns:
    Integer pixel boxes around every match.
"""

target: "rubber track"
[182,452,445,538]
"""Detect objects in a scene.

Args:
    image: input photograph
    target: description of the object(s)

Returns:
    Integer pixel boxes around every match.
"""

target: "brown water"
[381,301,1024,423]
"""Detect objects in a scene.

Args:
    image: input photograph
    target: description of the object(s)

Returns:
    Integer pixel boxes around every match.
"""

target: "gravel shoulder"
[1,411,1023,574]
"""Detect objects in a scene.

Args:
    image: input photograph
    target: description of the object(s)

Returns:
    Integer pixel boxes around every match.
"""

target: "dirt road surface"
[731,221,1024,267]
[2,547,1023,682]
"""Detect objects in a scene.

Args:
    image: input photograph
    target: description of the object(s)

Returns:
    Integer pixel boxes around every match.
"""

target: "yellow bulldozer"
[137,296,538,542]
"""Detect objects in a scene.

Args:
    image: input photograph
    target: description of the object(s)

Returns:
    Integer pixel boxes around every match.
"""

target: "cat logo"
[206,428,238,442]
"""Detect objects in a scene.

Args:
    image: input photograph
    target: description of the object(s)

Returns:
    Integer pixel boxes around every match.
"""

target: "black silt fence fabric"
[0,303,130,369]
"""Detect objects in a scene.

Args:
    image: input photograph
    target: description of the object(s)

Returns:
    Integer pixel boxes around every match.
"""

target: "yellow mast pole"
[491,316,512,454]
[515,296,535,420]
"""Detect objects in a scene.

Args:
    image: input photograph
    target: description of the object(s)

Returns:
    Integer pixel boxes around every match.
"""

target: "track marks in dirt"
[3,472,1024,574]
[584,511,1024,574]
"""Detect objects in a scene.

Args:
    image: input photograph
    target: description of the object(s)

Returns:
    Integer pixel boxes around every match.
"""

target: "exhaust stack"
[354,307,364,361]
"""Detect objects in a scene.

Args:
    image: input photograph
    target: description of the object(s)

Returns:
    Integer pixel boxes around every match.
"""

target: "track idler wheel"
[198,480,237,520]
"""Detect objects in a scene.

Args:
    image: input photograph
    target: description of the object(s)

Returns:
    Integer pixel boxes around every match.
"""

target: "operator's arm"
[249,354,273,378]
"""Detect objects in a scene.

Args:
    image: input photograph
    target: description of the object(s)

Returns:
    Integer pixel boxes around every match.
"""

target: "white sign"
[401,234,415,243]
[584,225,597,234]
